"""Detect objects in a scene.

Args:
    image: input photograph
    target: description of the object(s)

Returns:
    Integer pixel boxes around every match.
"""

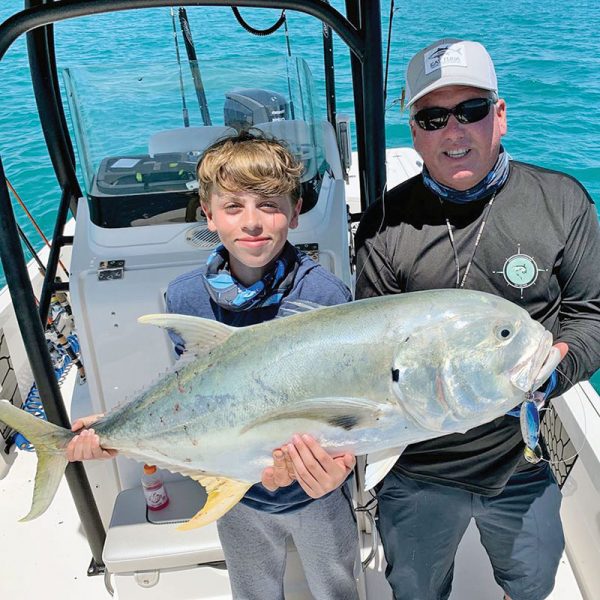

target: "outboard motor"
[224,88,289,130]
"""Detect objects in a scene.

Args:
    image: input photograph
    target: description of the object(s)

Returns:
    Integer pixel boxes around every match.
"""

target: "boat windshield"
[62,56,326,228]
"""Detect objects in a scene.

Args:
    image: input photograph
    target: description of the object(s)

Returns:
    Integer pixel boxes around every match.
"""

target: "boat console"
[89,153,198,228]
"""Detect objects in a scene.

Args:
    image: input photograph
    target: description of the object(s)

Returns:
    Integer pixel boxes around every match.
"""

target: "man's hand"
[284,434,355,499]
[66,414,117,462]
[554,342,569,361]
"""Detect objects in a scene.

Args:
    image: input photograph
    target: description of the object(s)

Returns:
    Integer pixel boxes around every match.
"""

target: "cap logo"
[424,43,467,74]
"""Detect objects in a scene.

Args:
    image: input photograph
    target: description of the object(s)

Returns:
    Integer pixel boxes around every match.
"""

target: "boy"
[68,131,359,600]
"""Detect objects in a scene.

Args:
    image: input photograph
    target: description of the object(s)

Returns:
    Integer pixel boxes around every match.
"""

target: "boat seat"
[103,479,224,573]
[148,125,236,157]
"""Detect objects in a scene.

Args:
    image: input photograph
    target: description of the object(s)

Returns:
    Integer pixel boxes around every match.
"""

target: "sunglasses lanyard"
[440,191,497,289]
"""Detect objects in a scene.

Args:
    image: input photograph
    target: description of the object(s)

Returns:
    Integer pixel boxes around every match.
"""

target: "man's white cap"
[405,38,498,107]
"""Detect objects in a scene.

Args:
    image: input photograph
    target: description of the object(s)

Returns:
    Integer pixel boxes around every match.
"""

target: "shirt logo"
[493,245,548,298]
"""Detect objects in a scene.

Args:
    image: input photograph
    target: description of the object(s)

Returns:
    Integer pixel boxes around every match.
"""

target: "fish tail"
[0,399,73,521]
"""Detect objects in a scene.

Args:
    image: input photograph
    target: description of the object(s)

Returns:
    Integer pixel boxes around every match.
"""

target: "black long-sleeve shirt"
[355,161,600,495]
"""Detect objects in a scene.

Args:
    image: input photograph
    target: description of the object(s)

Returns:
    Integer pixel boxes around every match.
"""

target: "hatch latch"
[97,260,125,281]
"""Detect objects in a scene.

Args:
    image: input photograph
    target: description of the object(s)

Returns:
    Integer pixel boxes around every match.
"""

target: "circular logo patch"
[502,254,539,288]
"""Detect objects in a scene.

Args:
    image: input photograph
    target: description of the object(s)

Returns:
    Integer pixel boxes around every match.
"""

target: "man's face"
[410,85,507,191]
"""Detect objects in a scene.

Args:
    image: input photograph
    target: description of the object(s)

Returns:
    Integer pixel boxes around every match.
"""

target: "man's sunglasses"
[412,97,497,131]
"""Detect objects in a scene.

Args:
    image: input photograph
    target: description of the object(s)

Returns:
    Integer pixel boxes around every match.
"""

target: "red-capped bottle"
[141,464,169,511]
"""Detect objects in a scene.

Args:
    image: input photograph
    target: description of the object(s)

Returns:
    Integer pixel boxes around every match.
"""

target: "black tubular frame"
[346,0,387,211]
[0,0,387,570]
[25,1,81,210]
[322,1,336,127]
[0,159,106,567]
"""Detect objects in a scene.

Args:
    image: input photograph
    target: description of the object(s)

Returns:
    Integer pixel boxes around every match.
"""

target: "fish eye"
[494,325,513,341]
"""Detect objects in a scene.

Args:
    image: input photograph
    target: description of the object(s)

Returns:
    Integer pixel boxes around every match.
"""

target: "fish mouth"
[530,343,562,392]
[509,330,554,392]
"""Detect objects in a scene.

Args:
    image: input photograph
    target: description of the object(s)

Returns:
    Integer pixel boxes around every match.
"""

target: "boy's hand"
[261,449,296,491]
[66,414,117,462]
[285,434,355,499]
[71,413,104,432]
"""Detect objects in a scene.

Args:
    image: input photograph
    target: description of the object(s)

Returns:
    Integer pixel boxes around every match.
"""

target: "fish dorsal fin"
[277,299,324,318]
[177,475,251,530]
[364,446,406,491]
[138,313,235,354]
[240,397,387,435]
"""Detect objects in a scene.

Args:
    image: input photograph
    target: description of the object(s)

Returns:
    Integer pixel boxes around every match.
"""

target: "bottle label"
[143,483,169,511]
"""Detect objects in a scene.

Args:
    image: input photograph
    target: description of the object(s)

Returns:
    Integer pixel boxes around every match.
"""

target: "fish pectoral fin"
[138,313,236,355]
[240,397,388,435]
[177,475,251,531]
[364,446,406,491]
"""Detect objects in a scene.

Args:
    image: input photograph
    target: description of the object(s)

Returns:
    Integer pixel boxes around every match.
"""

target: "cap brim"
[407,78,497,107]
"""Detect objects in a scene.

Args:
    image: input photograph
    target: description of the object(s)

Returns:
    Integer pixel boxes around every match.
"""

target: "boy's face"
[203,187,302,286]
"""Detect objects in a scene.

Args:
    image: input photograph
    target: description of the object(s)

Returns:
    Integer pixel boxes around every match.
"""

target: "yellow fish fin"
[177,475,251,531]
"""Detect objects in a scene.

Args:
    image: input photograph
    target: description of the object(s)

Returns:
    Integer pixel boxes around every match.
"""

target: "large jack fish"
[0,289,560,529]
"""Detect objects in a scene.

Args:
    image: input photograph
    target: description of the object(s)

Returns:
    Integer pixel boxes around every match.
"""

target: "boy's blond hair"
[198,130,303,207]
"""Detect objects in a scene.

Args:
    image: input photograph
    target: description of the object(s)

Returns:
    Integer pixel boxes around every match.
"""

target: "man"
[355,38,600,600]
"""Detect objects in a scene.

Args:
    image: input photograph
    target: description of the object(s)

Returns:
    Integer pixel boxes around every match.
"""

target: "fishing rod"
[14,306,86,451]
[6,239,85,451]
[5,178,84,381]
[15,222,86,380]
[178,7,212,126]
[283,14,296,120]
[383,0,394,105]
[171,7,189,127]
[17,221,46,274]
[5,177,69,277]
[384,0,404,113]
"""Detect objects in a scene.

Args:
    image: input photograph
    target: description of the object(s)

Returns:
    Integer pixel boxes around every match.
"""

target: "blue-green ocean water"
[1,1,599,390]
